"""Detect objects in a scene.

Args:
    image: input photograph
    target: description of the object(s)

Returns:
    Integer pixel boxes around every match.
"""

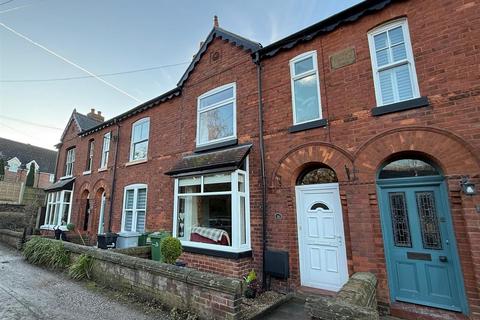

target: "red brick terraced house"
[43,0,480,318]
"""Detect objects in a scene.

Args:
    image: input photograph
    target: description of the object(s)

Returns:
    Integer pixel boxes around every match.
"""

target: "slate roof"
[44,177,74,192]
[0,137,57,173]
[73,112,103,131]
[165,144,252,176]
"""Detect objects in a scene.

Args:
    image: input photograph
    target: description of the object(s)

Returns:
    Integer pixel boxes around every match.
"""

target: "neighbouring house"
[43,0,480,319]
[0,137,57,189]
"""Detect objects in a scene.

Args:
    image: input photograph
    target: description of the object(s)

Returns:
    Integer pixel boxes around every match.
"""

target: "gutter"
[107,120,120,232]
[254,52,268,290]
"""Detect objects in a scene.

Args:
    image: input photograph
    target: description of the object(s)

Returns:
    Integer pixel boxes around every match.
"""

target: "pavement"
[0,243,170,320]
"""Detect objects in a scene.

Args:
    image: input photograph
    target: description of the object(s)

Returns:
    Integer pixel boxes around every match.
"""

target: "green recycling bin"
[138,232,152,246]
[150,231,171,262]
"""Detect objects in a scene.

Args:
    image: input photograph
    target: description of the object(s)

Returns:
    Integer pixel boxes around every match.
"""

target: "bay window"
[42,190,73,229]
[289,51,322,124]
[368,18,420,106]
[173,158,250,252]
[130,118,149,161]
[121,184,147,232]
[197,83,236,147]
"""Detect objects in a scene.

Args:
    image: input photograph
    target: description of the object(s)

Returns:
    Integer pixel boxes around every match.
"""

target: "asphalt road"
[0,243,170,320]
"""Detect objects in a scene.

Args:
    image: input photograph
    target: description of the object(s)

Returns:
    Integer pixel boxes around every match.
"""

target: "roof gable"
[177,27,262,87]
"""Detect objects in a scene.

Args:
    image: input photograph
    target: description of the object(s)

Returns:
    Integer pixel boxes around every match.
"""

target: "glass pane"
[293,74,320,123]
[394,64,414,100]
[379,159,439,179]
[379,70,395,105]
[391,43,407,62]
[294,56,314,75]
[180,194,232,246]
[199,87,234,110]
[177,198,186,238]
[416,192,442,250]
[204,173,231,192]
[61,203,69,225]
[297,167,338,185]
[310,202,330,211]
[179,176,201,193]
[132,141,148,160]
[238,174,245,193]
[133,121,149,142]
[136,188,147,209]
[198,103,234,144]
[388,26,404,45]
[125,190,134,210]
[136,210,146,232]
[240,196,246,245]
[124,210,133,231]
[374,32,388,50]
[389,192,412,247]
[376,48,390,67]
[63,191,71,204]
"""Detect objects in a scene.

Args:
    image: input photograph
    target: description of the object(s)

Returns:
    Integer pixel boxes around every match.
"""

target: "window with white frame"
[7,158,21,173]
[121,184,147,232]
[197,83,236,146]
[368,18,420,106]
[290,51,322,124]
[43,190,73,228]
[100,132,111,168]
[86,140,94,172]
[65,148,75,177]
[130,118,149,161]
[173,157,250,252]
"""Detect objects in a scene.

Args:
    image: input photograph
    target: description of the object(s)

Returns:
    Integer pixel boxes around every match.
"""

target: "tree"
[26,163,35,187]
[0,159,4,181]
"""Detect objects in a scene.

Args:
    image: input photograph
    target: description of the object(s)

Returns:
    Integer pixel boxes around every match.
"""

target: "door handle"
[439,256,448,262]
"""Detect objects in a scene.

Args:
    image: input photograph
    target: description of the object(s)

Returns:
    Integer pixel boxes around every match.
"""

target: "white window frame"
[121,184,148,232]
[64,148,75,178]
[7,157,21,173]
[85,139,94,173]
[367,18,420,107]
[129,118,150,162]
[196,82,237,147]
[41,188,74,230]
[100,132,111,169]
[26,160,39,173]
[172,157,250,253]
[289,50,323,125]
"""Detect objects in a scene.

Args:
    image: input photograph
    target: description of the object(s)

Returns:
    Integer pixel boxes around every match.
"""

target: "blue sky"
[0,0,362,150]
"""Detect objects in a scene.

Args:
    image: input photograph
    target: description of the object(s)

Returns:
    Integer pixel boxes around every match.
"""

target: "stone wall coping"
[0,229,23,237]
[59,240,242,295]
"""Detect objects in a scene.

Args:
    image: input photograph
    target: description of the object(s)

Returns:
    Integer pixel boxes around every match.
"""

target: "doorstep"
[389,302,468,320]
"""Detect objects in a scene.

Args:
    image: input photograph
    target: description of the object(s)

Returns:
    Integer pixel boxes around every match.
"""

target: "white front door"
[295,183,349,291]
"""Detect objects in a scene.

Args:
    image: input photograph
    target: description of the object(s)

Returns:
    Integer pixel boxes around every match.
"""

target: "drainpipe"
[254,52,268,290]
[107,120,120,233]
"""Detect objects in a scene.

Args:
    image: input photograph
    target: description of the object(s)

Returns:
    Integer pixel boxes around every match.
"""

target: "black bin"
[97,233,118,249]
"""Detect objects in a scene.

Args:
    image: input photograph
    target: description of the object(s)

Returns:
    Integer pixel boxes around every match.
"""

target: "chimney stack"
[213,15,219,28]
[87,108,105,123]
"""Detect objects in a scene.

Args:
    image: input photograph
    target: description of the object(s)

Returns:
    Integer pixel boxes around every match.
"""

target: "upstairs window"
[197,83,236,146]
[65,148,75,177]
[290,51,322,124]
[7,157,21,173]
[368,19,420,106]
[121,184,147,232]
[86,139,94,172]
[100,132,111,168]
[130,118,149,161]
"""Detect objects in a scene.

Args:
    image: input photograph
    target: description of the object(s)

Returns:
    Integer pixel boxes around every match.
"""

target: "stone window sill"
[98,167,108,172]
[371,96,429,116]
[125,159,148,167]
[83,171,91,176]
[195,139,238,153]
[60,175,73,180]
[288,119,328,133]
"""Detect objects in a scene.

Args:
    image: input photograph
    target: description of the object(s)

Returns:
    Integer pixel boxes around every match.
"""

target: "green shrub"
[160,236,182,264]
[68,253,94,280]
[23,237,70,269]
[25,163,35,187]
[0,158,4,181]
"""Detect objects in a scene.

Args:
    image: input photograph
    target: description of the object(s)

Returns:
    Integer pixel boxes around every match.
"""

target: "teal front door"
[378,177,467,313]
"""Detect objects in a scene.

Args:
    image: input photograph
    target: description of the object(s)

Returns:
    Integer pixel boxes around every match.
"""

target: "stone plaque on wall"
[330,47,356,70]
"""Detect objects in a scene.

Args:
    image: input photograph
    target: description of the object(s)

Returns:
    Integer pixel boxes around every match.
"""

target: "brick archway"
[354,126,480,181]
[272,142,354,187]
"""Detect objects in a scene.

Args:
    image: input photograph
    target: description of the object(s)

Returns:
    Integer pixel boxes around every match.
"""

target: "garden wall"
[60,241,243,320]
[0,229,25,249]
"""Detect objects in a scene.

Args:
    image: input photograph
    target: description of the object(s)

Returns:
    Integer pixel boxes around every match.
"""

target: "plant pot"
[244,287,257,299]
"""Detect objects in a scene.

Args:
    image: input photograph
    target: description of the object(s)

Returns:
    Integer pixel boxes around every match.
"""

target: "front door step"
[390,302,468,320]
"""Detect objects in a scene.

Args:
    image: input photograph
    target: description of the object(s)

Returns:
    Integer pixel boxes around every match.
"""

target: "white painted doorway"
[295,183,349,291]
[97,192,106,234]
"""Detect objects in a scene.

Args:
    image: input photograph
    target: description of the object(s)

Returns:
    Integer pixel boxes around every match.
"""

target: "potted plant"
[244,270,258,299]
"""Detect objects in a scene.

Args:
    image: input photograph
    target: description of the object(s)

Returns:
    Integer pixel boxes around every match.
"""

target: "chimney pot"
[214,15,219,28]
[87,108,105,123]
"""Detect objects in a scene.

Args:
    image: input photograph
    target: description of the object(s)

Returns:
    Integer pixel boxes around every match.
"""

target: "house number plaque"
[330,47,356,70]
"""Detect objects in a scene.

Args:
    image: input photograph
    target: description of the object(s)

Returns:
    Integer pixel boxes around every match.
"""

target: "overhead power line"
[0,61,190,83]
[0,115,63,130]
[0,22,142,102]
[0,0,16,6]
